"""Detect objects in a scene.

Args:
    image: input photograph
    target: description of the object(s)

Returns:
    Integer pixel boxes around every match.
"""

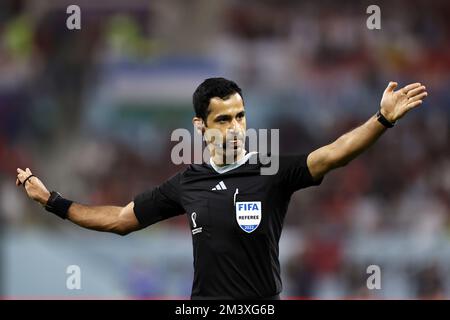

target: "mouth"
[223,139,243,151]
[227,139,243,146]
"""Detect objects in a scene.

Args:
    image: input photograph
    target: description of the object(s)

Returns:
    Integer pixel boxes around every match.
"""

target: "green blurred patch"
[105,14,159,59]
[3,15,34,60]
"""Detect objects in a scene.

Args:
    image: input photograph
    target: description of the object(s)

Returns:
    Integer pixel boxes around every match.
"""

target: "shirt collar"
[209,151,258,174]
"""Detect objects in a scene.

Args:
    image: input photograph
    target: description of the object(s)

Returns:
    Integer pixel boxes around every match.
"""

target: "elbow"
[117,230,131,237]
[113,222,134,236]
[113,205,138,236]
[114,226,131,236]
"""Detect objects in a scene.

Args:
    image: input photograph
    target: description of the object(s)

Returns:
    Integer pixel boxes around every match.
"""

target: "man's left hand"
[380,81,428,122]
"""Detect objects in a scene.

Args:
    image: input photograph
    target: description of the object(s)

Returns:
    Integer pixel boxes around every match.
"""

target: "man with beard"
[16,77,427,299]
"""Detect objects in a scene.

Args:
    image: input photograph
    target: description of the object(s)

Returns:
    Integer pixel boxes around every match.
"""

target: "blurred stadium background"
[1,0,449,299]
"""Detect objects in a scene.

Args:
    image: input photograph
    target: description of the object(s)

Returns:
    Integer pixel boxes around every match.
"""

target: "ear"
[192,117,205,136]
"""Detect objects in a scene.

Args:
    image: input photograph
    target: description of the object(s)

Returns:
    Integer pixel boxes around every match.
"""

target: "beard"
[206,129,246,164]
[221,134,246,164]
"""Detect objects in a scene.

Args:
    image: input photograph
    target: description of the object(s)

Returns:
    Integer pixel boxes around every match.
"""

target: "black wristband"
[376,109,396,128]
[44,191,73,219]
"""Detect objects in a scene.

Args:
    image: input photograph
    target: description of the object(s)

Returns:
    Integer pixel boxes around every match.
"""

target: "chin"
[223,148,243,161]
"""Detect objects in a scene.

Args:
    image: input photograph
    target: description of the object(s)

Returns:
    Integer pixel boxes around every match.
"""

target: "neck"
[210,148,247,167]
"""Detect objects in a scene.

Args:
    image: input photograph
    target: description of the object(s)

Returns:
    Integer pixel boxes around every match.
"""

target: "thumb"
[385,81,398,93]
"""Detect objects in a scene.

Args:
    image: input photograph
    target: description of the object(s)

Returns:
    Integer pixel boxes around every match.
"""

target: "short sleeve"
[277,153,323,193]
[133,173,185,228]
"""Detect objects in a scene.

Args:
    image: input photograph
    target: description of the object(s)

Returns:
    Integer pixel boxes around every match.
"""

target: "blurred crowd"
[1,0,449,298]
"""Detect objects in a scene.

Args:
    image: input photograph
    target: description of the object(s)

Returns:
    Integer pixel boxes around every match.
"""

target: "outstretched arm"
[16,168,141,235]
[307,81,428,181]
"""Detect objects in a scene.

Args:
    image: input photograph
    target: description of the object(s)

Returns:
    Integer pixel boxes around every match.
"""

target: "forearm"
[308,81,428,180]
[330,114,386,168]
[67,203,124,234]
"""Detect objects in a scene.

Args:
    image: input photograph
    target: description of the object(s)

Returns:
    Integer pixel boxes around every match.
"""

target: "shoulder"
[178,163,216,183]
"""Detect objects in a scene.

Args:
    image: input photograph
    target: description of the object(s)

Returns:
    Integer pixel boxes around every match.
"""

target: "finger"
[403,82,421,92]
[407,86,426,98]
[385,81,398,93]
[26,168,32,175]
[408,92,428,103]
[17,168,25,174]
[17,172,24,184]
[16,178,21,186]
[406,100,423,110]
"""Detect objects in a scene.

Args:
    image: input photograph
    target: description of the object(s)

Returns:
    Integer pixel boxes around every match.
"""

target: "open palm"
[380,82,428,122]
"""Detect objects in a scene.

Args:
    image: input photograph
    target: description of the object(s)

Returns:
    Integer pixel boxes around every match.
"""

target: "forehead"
[207,93,244,117]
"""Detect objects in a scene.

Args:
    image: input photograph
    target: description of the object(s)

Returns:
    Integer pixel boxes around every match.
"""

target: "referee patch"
[235,201,262,233]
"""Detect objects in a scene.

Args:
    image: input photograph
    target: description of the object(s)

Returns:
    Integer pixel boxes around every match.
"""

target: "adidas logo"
[212,181,227,191]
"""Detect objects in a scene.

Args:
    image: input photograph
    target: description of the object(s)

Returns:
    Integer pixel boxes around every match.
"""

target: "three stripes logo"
[212,181,227,191]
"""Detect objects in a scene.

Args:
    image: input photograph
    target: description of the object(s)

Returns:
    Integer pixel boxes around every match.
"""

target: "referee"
[16,78,427,299]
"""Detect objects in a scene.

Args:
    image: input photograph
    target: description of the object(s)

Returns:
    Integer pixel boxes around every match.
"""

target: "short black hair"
[193,77,243,125]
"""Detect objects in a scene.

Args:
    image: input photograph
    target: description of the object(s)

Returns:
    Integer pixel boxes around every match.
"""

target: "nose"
[230,118,241,132]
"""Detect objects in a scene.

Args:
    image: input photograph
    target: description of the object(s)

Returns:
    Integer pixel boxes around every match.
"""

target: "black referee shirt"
[133,152,323,299]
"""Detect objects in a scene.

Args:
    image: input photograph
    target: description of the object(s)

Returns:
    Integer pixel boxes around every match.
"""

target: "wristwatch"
[376,110,396,128]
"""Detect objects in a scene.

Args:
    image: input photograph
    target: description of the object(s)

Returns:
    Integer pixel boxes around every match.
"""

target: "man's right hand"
[16,168,51,206]
[15,167,141,235]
